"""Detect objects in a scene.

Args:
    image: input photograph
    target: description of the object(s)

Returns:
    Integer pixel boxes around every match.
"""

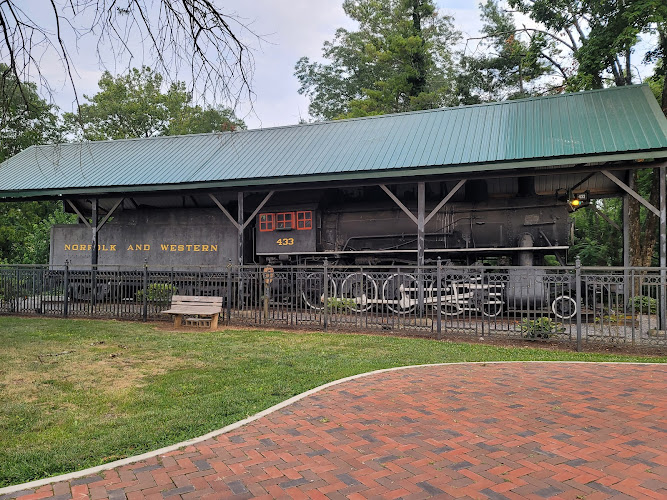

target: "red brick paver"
[2,363,666,499]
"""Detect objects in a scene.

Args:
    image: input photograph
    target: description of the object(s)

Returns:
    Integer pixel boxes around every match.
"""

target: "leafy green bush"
[520,317,565,339]
[0,276,19,303]
[630,296,657,314]
[135,283,177,306]
[327,297,358,312]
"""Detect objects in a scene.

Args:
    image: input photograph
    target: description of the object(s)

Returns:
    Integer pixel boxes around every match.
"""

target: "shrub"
[520,317,565,339]
[327,297,358,312]
[630,295,657,314]
[135,283,177,306]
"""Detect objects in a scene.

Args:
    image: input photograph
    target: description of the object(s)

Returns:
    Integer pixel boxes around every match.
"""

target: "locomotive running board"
[256,246,569,256]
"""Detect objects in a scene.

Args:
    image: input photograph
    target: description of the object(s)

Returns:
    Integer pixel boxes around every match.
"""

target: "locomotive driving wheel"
[340,272,377,312]
[301,272,337,310]
[472,289,503,317]
[428,280,463,316]
[552,295,577,319]
[382,274,417,314]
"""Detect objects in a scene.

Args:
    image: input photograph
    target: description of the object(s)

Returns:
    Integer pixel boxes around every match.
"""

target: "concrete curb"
[1,361,664,495]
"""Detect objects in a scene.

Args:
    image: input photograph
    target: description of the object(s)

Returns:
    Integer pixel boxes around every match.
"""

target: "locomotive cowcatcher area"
[0,85,667,348]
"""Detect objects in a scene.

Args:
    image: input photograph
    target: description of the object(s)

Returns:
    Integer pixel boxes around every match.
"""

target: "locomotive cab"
[256,207,317,260]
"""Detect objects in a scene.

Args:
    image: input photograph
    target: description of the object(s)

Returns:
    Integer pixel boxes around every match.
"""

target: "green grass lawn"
[0,317,664,487]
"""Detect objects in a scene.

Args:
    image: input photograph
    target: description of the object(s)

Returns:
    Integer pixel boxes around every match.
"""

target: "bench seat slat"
[162,306,221,315]
[170,295,223,304]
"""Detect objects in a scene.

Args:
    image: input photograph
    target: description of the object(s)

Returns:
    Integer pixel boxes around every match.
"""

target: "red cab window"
[276,212,294,230]
[297,211,312,230]
[259,213,274,232]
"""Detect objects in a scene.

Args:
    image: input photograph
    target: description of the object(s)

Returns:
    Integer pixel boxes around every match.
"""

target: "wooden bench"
[162,295,223,330]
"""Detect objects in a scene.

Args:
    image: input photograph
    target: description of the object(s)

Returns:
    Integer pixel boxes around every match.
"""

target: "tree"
[295,0,460,120]
[457,1,555,104]
[64,67,245,140]
[0,63,60,163]
[507,0,667,93]
[0,202,76,264]
[570,199,623,265]
[0,1,255,112]
[0,65,75,264]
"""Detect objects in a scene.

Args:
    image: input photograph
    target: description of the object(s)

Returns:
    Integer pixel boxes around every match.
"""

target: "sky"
[11,1,657,130]
[19,0,487,130]
[222,0,487,128]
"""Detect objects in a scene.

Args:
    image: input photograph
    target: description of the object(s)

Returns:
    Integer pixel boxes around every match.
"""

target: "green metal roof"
[1,85,666,199]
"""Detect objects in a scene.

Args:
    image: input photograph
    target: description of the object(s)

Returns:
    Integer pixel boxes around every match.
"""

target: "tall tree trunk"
[640,170,661,267]
[628,170,661,269]
[408,0,427,97]
[660,28,667,116]
[629,171,642,267]
[629,27,666,271]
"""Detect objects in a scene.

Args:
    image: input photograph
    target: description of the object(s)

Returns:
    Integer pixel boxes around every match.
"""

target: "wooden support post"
[97,198,124,231]
[242,191,275,230]
[623,193,630,269]
[91,199,98,266]
[417,182,425,267]
[91,199,98,307]
[238,192,244,266]
[65,200,91,228]
[660,166,666,330]
[623,175,631,306]
[417,182,425,314]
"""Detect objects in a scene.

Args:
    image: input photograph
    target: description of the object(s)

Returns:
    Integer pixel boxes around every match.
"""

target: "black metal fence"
[1,260,666,349]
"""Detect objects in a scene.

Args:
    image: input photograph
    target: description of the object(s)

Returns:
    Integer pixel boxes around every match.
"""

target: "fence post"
[63,262,69,318]
[92,263,98,312]
[14,266,20,313]
[575,256,582,352]
[436,257,442,340]
[323,258,329,332]
[226,259,232,325]
[142,260,148,322]
[480,265,485,338]
[631,268,636,346]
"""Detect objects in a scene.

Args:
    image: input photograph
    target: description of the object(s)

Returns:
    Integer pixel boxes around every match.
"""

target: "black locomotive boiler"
[254,197,570,266]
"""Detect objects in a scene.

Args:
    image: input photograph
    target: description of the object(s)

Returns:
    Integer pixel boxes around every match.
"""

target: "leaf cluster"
[0,64,61,163]
[0,201,77,264]
[570,198,623,266]
[508,0,667,90]
[64,66,245,141]
[295,0,460,120]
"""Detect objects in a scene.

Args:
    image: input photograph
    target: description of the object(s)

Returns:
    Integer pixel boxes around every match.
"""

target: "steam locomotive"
[51,190,571,267]
[49,181,577,318]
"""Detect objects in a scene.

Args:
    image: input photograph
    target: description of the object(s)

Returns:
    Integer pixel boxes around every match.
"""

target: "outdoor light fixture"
[556,189,590,210]
[568,190,590,210]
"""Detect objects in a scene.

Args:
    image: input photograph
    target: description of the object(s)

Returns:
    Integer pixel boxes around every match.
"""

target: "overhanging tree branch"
[0,0,257,114]
[467,27,576,52]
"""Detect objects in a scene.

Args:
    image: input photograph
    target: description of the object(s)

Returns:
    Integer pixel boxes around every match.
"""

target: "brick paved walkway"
[2,362,666,499]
